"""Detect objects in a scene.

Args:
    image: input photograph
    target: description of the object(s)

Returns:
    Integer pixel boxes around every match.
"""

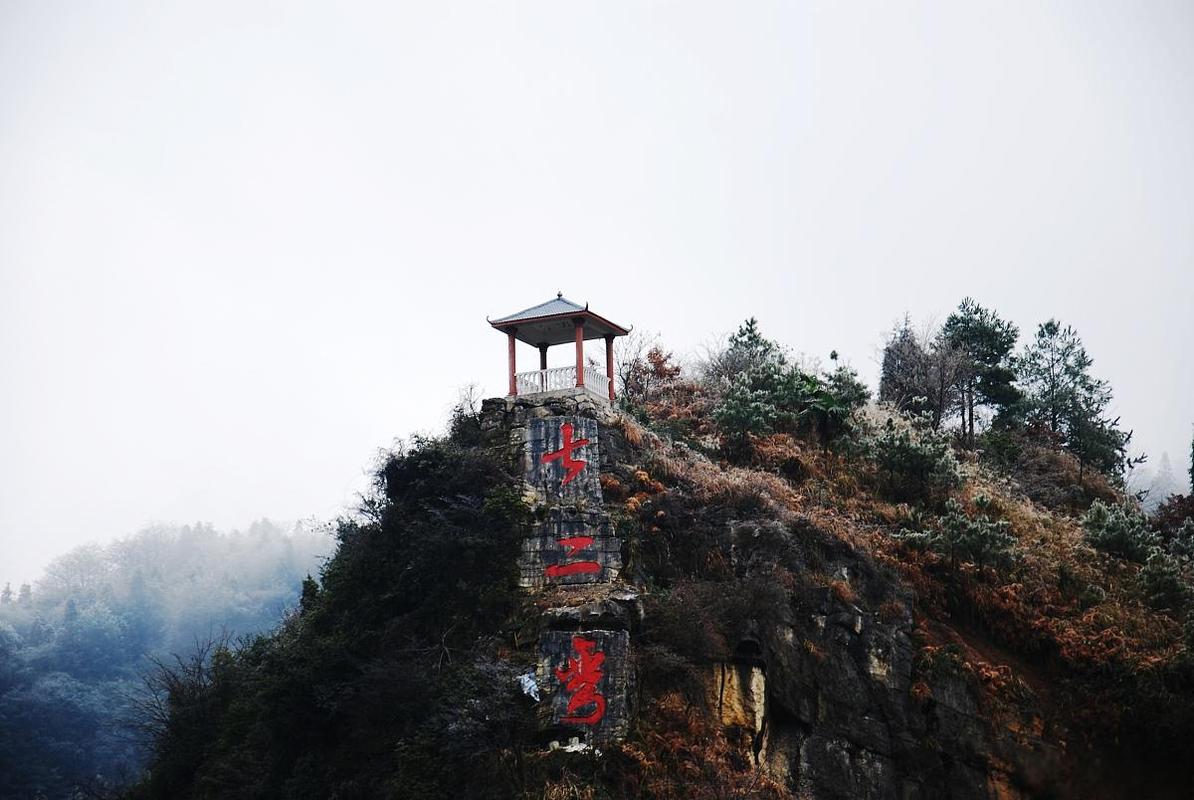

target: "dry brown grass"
[618,692,793,800]
[828,578,857,605]
[616,397,1185,749]
[878,599,906,623]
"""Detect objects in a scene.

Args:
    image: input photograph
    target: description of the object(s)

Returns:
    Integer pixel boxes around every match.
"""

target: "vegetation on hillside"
[118,301,1194,798]
[618,307,1194,792]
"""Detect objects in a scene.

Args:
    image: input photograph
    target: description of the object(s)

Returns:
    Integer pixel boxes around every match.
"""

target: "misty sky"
[2,1,1192,589]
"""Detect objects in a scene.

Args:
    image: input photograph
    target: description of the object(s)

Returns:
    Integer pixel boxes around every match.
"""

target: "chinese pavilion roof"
[491,294,588,324]
[490,293,629,346]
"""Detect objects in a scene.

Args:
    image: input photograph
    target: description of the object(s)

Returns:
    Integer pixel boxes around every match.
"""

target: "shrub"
[1173,518,1194,561]
[1082,501,1157,562]
[872,419,962,505]
[899,497,1017,572]
[709,319,867,456]
[979,431,1118,512]
[1139,549,1190,612]
[824,364,872,412]
[712,374,777,451]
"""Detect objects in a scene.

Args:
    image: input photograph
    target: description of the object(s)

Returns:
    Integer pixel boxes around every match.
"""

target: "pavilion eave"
[489,310,629,347]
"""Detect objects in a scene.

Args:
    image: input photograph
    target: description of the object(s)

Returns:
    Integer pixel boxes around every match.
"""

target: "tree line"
[879,299,1144,489]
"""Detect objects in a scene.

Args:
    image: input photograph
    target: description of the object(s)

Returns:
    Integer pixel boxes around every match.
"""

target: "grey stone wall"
[537,629,632,745]
[483,392,635,746]
[518,510,621,588]
[523,416,604,507]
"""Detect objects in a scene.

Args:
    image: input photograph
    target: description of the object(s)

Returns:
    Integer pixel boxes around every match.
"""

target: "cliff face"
[480,392,1065,799]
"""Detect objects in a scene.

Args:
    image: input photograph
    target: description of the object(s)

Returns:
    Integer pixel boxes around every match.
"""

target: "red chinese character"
[554,635,607,725]
[544,536,601,578]
[541,422,590,486]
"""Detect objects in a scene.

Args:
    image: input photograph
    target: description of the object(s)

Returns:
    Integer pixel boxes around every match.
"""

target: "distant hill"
[0,520,331,798]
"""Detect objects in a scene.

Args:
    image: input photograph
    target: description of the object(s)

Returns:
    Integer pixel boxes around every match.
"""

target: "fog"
[0,519,332,795]
[2,1,1191,589]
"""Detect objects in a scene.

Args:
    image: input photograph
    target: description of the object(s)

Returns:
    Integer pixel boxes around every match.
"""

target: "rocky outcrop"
[485,391,1066,797]
[487,391,638,747]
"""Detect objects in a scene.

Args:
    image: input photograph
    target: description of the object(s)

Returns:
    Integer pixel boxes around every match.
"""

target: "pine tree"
[899,496,1016,571]
[879,317,927,412]
[1016,320,1135,482]
[706,317,785,387]
[0,583,11,605]
[1064,388,1134,483]
[941,298,1020,446]
[945,496,1017,571]
[1016,320,1091,437]
[16,584,31,606]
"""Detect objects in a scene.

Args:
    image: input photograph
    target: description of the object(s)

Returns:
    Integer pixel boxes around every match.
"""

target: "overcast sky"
[2,1,1191,589]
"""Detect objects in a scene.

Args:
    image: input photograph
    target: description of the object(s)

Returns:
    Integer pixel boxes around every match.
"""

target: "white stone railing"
[584,365,610,400]
[514,365,610,401]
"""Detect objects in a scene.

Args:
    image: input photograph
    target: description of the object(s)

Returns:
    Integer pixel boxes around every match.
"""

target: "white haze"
[2,1,1192,588]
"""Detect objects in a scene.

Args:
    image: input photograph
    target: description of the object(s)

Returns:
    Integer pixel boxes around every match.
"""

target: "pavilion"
[489,294,629,402]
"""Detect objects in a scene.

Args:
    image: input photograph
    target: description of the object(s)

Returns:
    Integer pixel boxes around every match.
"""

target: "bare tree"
[127,631,233,753]
[615,330,680,408]
[880,316,967,430]
[614,329,653,399]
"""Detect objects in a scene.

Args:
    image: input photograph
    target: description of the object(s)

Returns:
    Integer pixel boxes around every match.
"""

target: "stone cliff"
[480,390,1069,799]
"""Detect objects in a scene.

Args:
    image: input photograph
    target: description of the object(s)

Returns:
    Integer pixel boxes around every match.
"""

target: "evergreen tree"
[1139,549,1189,611]
[0,584,11,605]
[16,584,31,607]
[711,319,864,452]
[1082,500,1156,562]
[1016,320,1090,437]
[1016,320,1135,482]
[899,496,1016,570]
[941,298,1020,446]
[879,317,927,413]
[705,317,785,387]
[1065,390,1136,483]
[825,364,871,411]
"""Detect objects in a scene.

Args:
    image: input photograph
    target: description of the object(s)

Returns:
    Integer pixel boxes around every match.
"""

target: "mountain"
[122,378,1194,799]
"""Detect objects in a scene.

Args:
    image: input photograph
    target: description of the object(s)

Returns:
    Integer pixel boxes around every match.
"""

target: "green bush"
[1139,549,1190,612]
[1082,501,1157,562]
[1171,518,1194,561]
[899,497,1016,571]
[712,374,777,450]
[872,420,962,505]
[709,319,867,455]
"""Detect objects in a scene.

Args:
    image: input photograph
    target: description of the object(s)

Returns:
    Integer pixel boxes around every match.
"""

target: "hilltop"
[125,313,1194,799]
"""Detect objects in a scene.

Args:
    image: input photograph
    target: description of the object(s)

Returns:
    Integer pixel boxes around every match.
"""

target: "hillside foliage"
[118,302,1194,798]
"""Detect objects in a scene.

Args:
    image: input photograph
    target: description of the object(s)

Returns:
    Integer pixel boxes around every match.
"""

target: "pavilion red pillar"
[605,335,616,401]
[574,318,585,387]
[507,329,518,396]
